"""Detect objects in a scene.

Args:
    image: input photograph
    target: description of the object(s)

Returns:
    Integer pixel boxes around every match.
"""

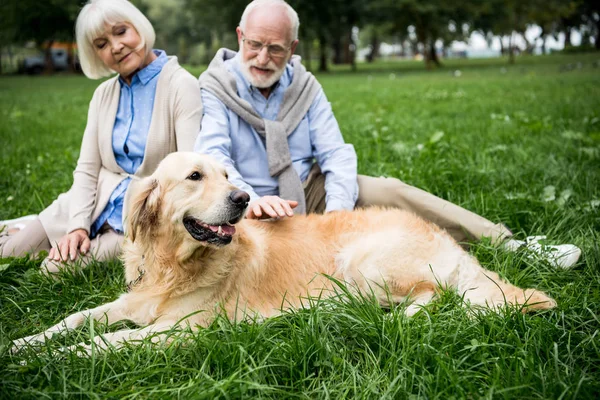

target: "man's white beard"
[240,58,286,89]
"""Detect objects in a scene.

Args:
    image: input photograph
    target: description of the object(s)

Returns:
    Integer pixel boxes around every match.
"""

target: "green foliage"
[184,0,249,50]
[1,0,598,72]
[1,0,81,45]
[1,53,600,398]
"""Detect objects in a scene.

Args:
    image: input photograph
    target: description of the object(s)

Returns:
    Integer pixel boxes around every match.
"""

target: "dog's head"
[125,152,250,252]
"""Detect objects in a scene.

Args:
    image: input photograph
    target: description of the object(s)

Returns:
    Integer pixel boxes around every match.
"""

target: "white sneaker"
[503,236,582,269]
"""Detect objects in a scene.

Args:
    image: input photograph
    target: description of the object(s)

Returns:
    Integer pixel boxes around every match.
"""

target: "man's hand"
[246,196,298,220]
[48,229,91,261]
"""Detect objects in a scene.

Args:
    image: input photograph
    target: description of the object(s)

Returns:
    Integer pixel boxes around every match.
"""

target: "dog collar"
[126,257,146,292]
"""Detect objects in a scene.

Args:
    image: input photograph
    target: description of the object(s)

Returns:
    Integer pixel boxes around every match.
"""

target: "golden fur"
[13,152,556,353]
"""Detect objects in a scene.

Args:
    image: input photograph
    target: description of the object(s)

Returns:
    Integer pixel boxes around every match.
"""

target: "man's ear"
[291,39,299,55]
[125,177,161,243]
[236,26,243,46]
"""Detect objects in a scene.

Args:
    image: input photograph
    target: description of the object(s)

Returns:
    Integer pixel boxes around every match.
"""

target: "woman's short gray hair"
[76,0,155,79]
[239,0,299,41]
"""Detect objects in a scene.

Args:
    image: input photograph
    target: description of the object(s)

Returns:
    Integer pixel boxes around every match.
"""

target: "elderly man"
[194,0,580,268]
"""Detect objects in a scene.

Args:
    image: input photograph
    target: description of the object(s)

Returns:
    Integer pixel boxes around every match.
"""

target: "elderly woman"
[0,0,201,272]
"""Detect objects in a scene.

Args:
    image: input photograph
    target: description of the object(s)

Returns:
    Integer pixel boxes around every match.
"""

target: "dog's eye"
[187,171,203,181]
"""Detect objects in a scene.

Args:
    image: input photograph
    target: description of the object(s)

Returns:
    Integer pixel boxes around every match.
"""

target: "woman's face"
[93,22,151,84]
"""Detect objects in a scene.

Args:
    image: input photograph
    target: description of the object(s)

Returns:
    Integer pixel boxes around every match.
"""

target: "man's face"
[236,7,298,89]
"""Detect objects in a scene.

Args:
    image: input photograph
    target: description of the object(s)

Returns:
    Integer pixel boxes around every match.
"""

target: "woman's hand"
[246,196,298,220]
[48,229,91,262]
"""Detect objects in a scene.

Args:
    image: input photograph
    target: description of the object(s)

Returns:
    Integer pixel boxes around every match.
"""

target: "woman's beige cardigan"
[39,56,202,245]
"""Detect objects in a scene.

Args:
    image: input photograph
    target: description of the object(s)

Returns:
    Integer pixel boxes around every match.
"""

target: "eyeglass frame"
[240,32,294,59]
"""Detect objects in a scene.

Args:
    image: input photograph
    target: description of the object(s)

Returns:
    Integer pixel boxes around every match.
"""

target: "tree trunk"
[415,26,436,69]
[424,42,432,69]
[178,36,189,65]
[67,41,76,72]
[318,36,328,72]
[522,33,534,54]
[44,40,56,74]
[346,29,356,71]
[564,28,572,48]
[332,36,342,65]
[499,36,505,55]
[426,40,442,68]
[411,40,419,57]
[302,37,312,72]
[343,32,349,64]
[508,33,515,64]
[541,35,547,55]
[399,40,406,57]
[366,32,378,63]
[596,20,600,50]
[532,28,544,55]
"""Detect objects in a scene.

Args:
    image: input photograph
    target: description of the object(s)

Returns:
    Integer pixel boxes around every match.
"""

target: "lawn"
[1,53,599,398]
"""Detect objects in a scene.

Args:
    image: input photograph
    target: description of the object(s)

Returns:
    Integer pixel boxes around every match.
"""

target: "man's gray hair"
[239,0,299,41]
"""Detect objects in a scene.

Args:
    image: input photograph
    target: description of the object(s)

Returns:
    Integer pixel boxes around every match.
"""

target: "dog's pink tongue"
[207,224,236,235]
[222,225,236,235]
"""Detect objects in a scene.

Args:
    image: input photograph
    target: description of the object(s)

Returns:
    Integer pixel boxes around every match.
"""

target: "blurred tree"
[3,0,596,76]
[472,0,534,63]
[359,23,399,63]
[290,0,365,71]
[185,0,248,63]
[359,1,400,63]
[0,1,17,74]
[368,0,477,68]
[1,0,82,72]
[143,0,209,64]
[289,0,318,70]
[579,0,600,49]
[558,1,586,48]
[473,0,584,62]
[527,0,578,54]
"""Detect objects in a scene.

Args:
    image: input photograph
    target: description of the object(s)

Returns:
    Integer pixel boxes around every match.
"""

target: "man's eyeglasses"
[242,34,291,58]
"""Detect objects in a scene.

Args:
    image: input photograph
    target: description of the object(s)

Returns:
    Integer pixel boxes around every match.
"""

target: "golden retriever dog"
[13,152,556,353]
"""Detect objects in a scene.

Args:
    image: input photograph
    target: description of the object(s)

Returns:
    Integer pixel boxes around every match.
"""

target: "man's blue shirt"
[194,53,358,212]
[91,50,167,236]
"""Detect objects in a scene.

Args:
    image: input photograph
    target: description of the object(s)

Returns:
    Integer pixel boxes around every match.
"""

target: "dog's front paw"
[65,342,93,357]
[10,331,54,354]
[11,336,38,354]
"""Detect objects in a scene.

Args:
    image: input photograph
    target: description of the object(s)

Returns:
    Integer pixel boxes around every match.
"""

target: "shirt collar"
[119,49,168,86]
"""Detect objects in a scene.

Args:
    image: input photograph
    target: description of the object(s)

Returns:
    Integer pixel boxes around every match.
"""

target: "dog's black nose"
[229,190,250,206]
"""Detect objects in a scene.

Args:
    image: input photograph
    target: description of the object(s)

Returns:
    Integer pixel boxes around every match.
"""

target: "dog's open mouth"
[183,217,237,245]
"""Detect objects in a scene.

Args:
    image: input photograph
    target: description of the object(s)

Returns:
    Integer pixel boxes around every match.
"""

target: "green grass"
[1,53,600,398]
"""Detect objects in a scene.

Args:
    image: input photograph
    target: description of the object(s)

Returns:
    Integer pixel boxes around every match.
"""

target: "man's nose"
[256,46,270,64]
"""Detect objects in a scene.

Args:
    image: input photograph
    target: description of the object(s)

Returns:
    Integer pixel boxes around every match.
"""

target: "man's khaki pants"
[303,165,512,245]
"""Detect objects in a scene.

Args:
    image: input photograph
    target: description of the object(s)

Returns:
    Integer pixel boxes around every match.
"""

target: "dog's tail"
[458,257,556,312]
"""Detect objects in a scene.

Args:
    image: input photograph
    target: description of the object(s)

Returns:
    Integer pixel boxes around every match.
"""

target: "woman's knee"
[90,230,124,261]
[0,218,50,257]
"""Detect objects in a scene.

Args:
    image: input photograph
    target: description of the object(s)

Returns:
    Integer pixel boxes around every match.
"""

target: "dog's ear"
[125,177,161,243]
